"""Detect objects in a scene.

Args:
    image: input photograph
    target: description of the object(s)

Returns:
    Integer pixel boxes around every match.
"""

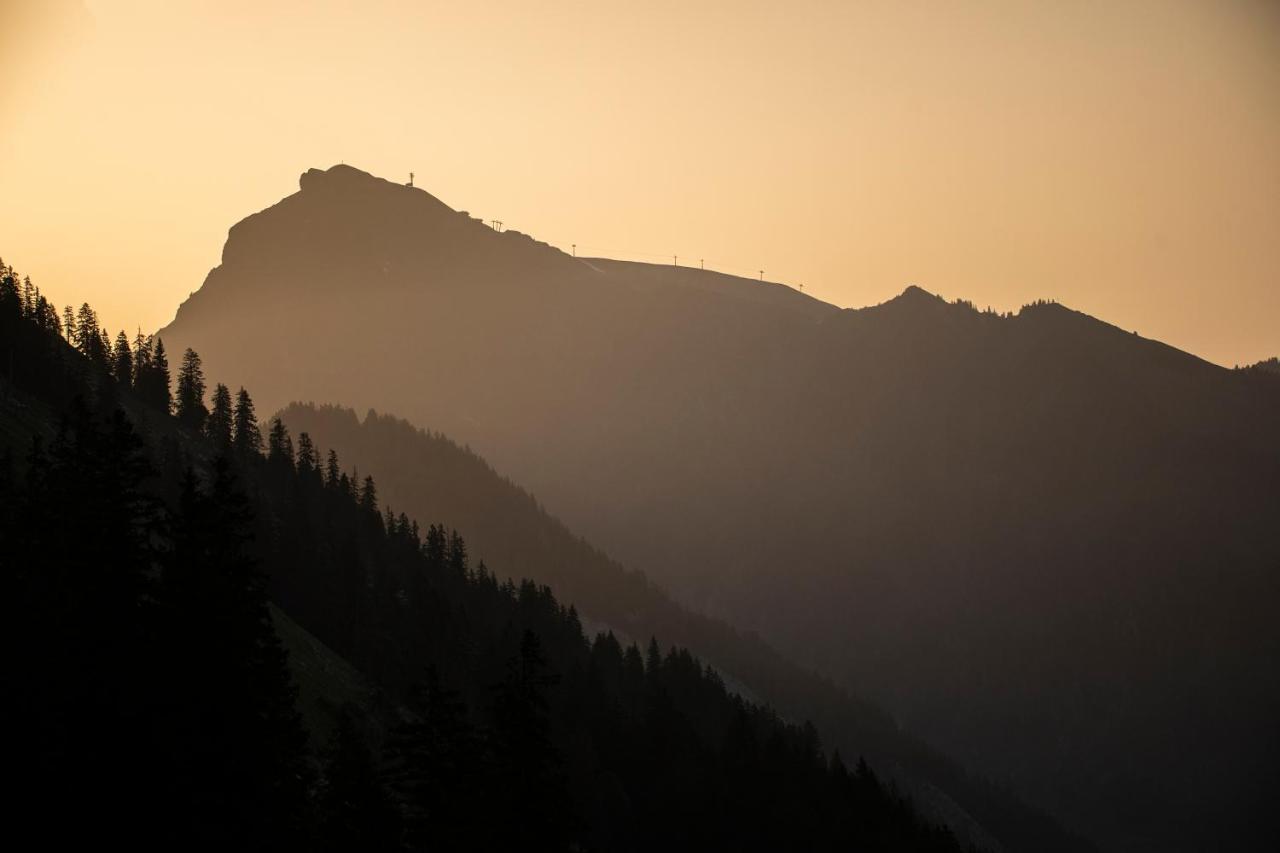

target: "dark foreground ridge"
[3,263,988,849]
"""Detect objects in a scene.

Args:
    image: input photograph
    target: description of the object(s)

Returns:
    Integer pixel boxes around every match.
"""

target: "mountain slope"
[2,260,975,852]
[277,402,1085,852]
[159,164,1280,850]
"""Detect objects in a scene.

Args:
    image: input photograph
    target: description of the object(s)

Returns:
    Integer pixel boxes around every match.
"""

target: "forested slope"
[1,259,978,852]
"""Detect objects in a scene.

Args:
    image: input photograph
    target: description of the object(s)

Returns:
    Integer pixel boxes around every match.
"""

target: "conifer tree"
[206,383,234,449]
[39,296,60,335]
[267,417,295,471]
[233,387,262,456]
[296,432,319,477]
[384,667,482,848]
[7,402,164,841]
[161,459,310,845]
[21,276,35,318]
[360,474,378,512]
[62,305,77,342]
[99,327,113,371]
[489,630,569,850]
[447,529,468,575]
[424,524,446,569]
[74,303,99,359]
[131,331,151,386]
[646,636,663,675]
[152,338,171,410]
[325,448,342,487]
[175,348,208,429]
[112,331,133,390]
[0,271,19,328]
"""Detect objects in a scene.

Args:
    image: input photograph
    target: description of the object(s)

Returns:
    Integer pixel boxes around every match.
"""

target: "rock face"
[160,164,1280,851]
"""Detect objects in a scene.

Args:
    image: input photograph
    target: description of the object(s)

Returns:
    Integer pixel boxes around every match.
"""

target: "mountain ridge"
[157,165,1280,851]
[274,401,1088,852]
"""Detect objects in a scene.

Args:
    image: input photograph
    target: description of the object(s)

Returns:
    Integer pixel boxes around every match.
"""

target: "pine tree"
[74,303,99,359]
[0,269,21,322]
[488,630,569,850]
[112,331,133,390]
[21,276,35,318]
[447,529,468,575]
[325,448,342,487]
[42,298,61,336]
[296,432,319,478]
[160,459,310,846]
[7,403,164,841]
[267,417,295,471]
[175,348,208,429]
[152,338,172,411]
[233,387,262,457]
[646,636,663,675]
[384,667,483,849]
[424,524,446,569]
[62,305,77,342]
[360,474,378,512]
[99,327,113,371]
[131,331,151,387]
[206,383,234,449]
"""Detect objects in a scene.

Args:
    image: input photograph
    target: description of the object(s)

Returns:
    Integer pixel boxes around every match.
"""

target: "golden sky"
[2,0,1277,366]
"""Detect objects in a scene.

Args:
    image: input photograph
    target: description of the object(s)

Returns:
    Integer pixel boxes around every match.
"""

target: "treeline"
[0,263,173,411]
[0,260,972,851]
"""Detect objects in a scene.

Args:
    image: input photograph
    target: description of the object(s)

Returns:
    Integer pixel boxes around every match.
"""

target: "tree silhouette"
[150,338,172,412]
[383,667,483,849]
[61,304,77,342]
[360,473,378,512]
[205,382,234,448]
[233,387,263,457]
[267,417,295,472]
[488,630,570,851]
[325,448,342,487]
[112,331,134,390]
[175,347,209,429]
[160,457,310,847]
[296,431,320,484]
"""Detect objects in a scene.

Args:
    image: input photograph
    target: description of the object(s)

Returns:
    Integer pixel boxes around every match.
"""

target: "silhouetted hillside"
[2,260,977,852]
[278,402,1091,852]
[158,165,1280,851]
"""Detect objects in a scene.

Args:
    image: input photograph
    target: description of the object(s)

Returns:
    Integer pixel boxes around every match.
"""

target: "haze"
[2,0,1277,367]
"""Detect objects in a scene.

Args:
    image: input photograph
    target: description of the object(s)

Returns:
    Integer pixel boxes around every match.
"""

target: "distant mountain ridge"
[160,164,1280,851]
[275,402,1084,852]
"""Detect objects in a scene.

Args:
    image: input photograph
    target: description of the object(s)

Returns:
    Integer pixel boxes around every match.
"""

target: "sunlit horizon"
[2,0,1277,367]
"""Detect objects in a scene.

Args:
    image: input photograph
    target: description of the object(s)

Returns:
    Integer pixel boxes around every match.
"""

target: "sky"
[1,0,1277,367]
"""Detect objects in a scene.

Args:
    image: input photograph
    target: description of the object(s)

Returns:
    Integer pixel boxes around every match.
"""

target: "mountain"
[1,260,974,852]
[276,402,1087,852]
[159,164,1280,850]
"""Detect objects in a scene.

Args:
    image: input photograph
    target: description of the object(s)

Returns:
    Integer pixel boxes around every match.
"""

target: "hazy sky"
[2,0,1277,366]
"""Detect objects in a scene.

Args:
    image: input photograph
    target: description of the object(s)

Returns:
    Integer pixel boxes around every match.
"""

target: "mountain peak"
[297,162,427,199]
[849,284,951,322]
[899,284,939,301]
[875,284,947,311]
